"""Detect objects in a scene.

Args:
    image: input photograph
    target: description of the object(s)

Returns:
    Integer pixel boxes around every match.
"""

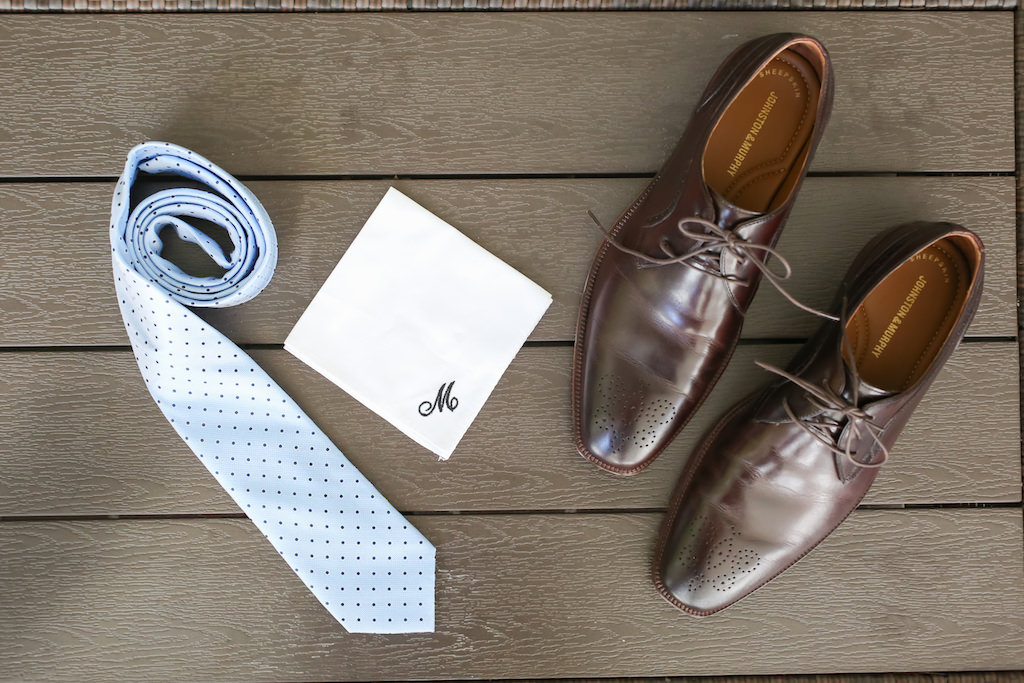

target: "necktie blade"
[110,142,436,634]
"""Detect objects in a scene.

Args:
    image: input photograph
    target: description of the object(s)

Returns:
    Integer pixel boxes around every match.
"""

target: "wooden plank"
[0,342,1016,516]
[0,13,1012,177]
[449,677,1024,683]
[0,176,1014,347]
[1,0,1019,11]
[1015,3,1024,431]
[0,510,1020,681]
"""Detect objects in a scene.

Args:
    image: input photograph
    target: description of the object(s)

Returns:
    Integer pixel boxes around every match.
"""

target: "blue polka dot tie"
[110,142,435,634]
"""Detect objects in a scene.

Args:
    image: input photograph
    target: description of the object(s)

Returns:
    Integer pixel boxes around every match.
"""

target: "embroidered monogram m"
[420,381,459,416]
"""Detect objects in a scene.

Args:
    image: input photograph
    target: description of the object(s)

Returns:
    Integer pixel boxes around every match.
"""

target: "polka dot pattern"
[109,142,435,634]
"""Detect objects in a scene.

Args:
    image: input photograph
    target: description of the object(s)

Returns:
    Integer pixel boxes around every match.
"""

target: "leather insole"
[845,238,971,392]
[704,50,820,213]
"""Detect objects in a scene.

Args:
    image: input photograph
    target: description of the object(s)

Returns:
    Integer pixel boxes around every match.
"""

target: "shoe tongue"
[839,353,893,403]
[832,360,893,484]
[708,188,761,229]
[855,378,891,401]
[782,344,892,419]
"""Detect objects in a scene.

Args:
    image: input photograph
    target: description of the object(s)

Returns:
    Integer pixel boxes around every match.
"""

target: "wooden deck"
[0,10,1021,682]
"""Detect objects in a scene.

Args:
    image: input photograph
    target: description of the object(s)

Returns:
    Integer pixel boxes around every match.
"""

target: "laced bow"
[588,211,837,321]
[753,350,890,470]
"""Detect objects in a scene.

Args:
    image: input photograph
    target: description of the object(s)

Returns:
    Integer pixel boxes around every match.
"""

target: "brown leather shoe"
[572,34,834,475]
[653,221,984,615]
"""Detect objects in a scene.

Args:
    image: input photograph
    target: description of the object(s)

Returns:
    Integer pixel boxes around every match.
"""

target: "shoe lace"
[753,325,889,469]
[588,210,837,321]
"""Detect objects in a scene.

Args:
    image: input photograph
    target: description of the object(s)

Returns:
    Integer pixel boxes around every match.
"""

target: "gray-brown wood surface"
[1,511,1021,681]
[1,343,1018,514]
[0,14,1013,177]
[0,176,1016,346]
[1,0,1017,11]
[0,11,1020,683]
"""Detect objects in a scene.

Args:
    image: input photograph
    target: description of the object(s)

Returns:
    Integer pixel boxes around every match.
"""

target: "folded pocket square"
[285,187,552,460]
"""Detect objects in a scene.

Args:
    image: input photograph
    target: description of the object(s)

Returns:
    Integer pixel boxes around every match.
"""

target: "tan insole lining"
[704,50,819,213]
[845,238,971,392]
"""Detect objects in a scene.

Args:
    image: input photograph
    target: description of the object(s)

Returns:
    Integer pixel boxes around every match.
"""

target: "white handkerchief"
[285,187,552,460]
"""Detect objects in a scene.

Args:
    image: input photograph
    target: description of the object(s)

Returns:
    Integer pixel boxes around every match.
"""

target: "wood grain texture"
[0,9,1016,683]
[0,510,1020,681]
[0,13,1013,177]
[0,342,1016,516]
[0,176,1014,346]
[466,677,1024,683]
[1015,3,1024,445]
[0,0,1017,10]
